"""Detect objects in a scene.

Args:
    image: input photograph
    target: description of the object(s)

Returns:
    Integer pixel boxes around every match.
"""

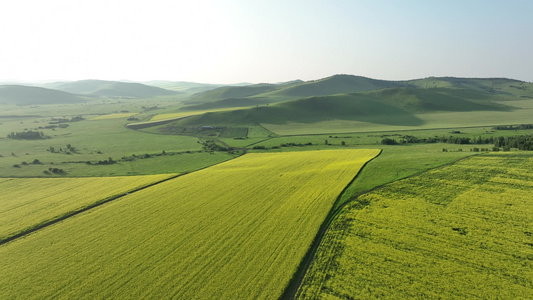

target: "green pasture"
[0,117,238,177]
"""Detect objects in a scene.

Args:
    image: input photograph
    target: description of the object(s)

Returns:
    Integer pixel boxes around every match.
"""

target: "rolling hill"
[177,75,532,111]
[170,87,515,127]
[185,83,278,104]
[0,85,86,105]
[261,74,401,98]
[51,80,179,98]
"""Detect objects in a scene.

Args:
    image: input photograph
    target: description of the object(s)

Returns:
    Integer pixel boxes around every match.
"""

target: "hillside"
[0,85,86,105]
[180,97,272,111]
[176,75,532,111]
[262,74,401,98]
[52,80,179,98]
[407,77,533,97]
[185,83,278,104]
[171,87,514,127]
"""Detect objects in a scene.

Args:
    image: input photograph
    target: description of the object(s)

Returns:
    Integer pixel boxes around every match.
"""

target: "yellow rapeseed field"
[0,174,176,242]
[297,154,533,299]
[0,149,379,299]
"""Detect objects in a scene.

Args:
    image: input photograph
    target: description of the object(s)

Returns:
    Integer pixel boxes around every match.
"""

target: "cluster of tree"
[48,144,77,154]
[44,167,65,174]
[86,157,116,165]
[494,135,533,150]
[202,140,228,152]
[493,124,533,130]
[7,131,45,140]
[49,116,84,124]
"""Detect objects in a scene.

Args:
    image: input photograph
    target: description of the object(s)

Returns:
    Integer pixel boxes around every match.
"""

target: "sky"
[1,0,532,84]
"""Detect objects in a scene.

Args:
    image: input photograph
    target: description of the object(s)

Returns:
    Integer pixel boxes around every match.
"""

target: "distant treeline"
[495,135,533,150]
[381,134,533,150]
[381,135,495,145]
[493,124,533,130]
[7,130,45,140]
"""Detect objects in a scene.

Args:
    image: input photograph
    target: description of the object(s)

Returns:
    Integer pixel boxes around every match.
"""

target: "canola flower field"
[297,153,533,299]
[0,149,379,299]
[0,174,176,243]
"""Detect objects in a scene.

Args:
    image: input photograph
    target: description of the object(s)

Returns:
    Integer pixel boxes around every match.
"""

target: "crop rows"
[0,174,176,243]
[0,149,379,299]
[297,154,533,299]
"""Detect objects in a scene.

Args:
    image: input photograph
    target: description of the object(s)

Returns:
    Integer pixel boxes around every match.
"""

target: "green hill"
[0,85,86,105]
[181,97,272,111]
[53,80,179,98]
[178,75,531,112]
[262,74,401,98]
[186,83,278,104]
[171,87,515,127]
[407,77,533,97]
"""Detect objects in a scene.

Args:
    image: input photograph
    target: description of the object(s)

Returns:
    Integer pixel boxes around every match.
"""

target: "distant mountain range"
[1,75,531,106]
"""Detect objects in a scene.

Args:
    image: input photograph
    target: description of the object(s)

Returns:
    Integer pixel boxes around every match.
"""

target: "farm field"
[0,174,176,243]
[0,149,379,299]
[297,153,533,299]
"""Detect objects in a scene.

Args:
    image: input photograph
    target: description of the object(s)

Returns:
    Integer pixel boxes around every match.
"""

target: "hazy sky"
[1,0,532,83]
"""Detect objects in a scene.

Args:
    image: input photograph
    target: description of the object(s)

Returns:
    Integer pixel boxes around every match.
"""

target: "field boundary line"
[279,149,382,300]
[0,151,248,246]
[280,152,478,300]
[0,174,181,246]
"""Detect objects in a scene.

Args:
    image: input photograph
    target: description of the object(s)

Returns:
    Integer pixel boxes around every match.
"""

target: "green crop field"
[297,153,533,299]
[0,174,176,243]
[0,149,379,299]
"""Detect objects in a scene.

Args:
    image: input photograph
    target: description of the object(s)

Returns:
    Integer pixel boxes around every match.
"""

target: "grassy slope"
[0,149,378,299]
[297,154,533,299]
[0,85,86,105]
[260,74,400,98]
[185,83,278,104]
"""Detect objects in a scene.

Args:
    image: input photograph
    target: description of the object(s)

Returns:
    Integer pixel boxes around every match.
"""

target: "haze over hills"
[50,80,180,98]
[0,85,85,106]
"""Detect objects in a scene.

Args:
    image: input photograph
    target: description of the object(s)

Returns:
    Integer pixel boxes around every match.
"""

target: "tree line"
[381,134,533,150]
[7,131,45,140]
